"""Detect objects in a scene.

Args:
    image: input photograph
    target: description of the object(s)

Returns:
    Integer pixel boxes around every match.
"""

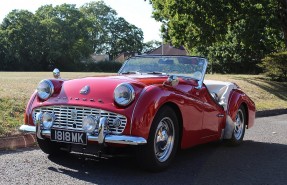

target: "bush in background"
[259,51,287,81]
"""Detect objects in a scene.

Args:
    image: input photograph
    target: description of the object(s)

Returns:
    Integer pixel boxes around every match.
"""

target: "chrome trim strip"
[19,125,147,145]
[19,125,36,132]
[104,135,147,145]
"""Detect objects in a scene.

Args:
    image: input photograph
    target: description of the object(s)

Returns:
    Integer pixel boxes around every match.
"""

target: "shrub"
[259,51,287,81]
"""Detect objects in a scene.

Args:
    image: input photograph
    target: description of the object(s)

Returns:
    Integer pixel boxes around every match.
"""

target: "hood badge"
[80,85,90,95]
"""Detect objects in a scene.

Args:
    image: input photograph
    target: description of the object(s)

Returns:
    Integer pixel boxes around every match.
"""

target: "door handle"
[217,114,224,117]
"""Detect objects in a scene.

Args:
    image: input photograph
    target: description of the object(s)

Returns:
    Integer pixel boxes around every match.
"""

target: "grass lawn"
[0,72,286,136]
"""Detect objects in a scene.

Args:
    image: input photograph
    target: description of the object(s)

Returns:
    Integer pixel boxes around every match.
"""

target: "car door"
[192,86,224,140]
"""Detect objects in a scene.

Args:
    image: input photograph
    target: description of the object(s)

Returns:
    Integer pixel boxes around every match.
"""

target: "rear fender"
[224,89,256,138]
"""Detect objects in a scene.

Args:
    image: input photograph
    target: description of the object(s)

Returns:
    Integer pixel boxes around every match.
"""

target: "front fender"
[130,85,182,139]
[24,91,37,126]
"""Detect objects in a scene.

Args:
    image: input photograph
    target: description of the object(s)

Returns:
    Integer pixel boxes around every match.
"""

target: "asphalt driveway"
[0,114,286,185]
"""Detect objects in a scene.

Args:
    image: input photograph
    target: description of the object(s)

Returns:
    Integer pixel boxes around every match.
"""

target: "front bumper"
[19,122,147,146]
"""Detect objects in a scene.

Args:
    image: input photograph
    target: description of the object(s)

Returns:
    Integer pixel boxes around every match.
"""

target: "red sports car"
[20,55,255,171]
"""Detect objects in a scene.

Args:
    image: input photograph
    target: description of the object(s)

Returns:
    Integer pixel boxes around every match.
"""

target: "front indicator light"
[82,115,99,133]
[42,112,55,129]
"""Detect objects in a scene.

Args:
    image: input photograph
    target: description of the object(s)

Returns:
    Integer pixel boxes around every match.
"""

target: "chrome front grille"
[33,106,127,135]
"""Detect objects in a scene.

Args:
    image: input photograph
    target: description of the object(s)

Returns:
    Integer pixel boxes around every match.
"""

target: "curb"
[0,133,36,150]
[256,108,287,118]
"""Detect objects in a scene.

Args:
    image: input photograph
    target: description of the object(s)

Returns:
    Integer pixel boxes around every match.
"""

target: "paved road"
[0,114,287,185]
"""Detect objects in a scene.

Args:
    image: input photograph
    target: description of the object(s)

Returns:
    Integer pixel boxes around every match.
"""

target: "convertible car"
[20,55,255,171]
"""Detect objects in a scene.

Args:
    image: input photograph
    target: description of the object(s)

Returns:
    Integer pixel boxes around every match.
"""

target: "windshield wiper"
[121,71,141,74]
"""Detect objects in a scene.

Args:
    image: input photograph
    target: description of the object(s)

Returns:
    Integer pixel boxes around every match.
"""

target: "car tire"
[226,105,246,146]
[136,106,179,171]
[37,138,64,155]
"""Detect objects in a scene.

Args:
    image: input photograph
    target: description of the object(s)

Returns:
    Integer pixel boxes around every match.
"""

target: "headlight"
[42,112,55,129]
[114,83,135,106]
[82,115,99,133]
[37,79,54,100]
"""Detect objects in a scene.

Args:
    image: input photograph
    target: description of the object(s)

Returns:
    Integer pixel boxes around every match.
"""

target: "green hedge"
[259,51,287,81]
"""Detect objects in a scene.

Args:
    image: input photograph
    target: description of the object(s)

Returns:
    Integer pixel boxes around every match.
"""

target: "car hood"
[61,74,168,95]
[41,75,168,110]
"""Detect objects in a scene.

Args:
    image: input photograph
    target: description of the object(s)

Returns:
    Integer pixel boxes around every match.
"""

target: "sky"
[0,0,162,42]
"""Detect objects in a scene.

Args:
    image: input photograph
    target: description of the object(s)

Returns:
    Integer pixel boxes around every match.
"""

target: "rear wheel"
[136,106,179,171]
[227,105,246,146]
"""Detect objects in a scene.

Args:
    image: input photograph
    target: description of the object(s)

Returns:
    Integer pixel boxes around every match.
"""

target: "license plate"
[51,129,87,145]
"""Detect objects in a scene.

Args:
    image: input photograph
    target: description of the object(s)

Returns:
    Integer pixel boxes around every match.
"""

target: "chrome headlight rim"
[114,83,135,106]
[37,79,54,100]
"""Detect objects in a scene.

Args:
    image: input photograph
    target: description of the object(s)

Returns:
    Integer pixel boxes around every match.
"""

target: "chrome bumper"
[19,124,147,146]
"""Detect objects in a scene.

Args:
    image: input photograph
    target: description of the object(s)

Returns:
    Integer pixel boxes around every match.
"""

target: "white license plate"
[51,129,87,145]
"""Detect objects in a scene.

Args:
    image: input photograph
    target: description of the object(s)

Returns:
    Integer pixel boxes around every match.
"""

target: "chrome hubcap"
[234,109,244,140]
[154,117,175,162]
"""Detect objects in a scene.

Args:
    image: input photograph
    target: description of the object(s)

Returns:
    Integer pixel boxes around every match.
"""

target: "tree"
[80,1,144,60]
[142,40,162,53]
[278,0,287,47]
[35,4,93,70]
[0,10,42,71]
[150,0,285,74]
[0,29,8,70]
[108,17,144,58]
[0,1,144,71]
[80,1,117,54]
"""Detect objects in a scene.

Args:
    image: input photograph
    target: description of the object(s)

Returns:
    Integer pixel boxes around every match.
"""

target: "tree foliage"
[0,1,143,71]
[142,40,162,53]
[150,0,285,74]
[0,10,41,71]
[80,1,143,59]
[35,4,93,71]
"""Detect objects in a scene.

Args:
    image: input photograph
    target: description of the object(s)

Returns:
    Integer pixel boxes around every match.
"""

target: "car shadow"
[47,140,287,185]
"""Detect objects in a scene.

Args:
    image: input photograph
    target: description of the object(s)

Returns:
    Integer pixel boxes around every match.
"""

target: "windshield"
[118,56,208,81]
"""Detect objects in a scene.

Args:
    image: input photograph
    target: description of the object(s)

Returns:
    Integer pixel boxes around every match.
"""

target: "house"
[148,44,187,55]
[90,54,109,62]
[114,52,136,63]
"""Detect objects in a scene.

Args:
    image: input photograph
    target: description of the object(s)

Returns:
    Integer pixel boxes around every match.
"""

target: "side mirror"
[164,75,179,87]
[53,68,61,79]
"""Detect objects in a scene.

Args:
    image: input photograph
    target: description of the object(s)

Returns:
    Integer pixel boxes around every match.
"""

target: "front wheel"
[226,105,246,146]
[136,106,179,171]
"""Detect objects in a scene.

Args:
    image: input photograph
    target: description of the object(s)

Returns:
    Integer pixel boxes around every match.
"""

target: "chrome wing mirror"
[164,75,179,87]
[53,68,61,79]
